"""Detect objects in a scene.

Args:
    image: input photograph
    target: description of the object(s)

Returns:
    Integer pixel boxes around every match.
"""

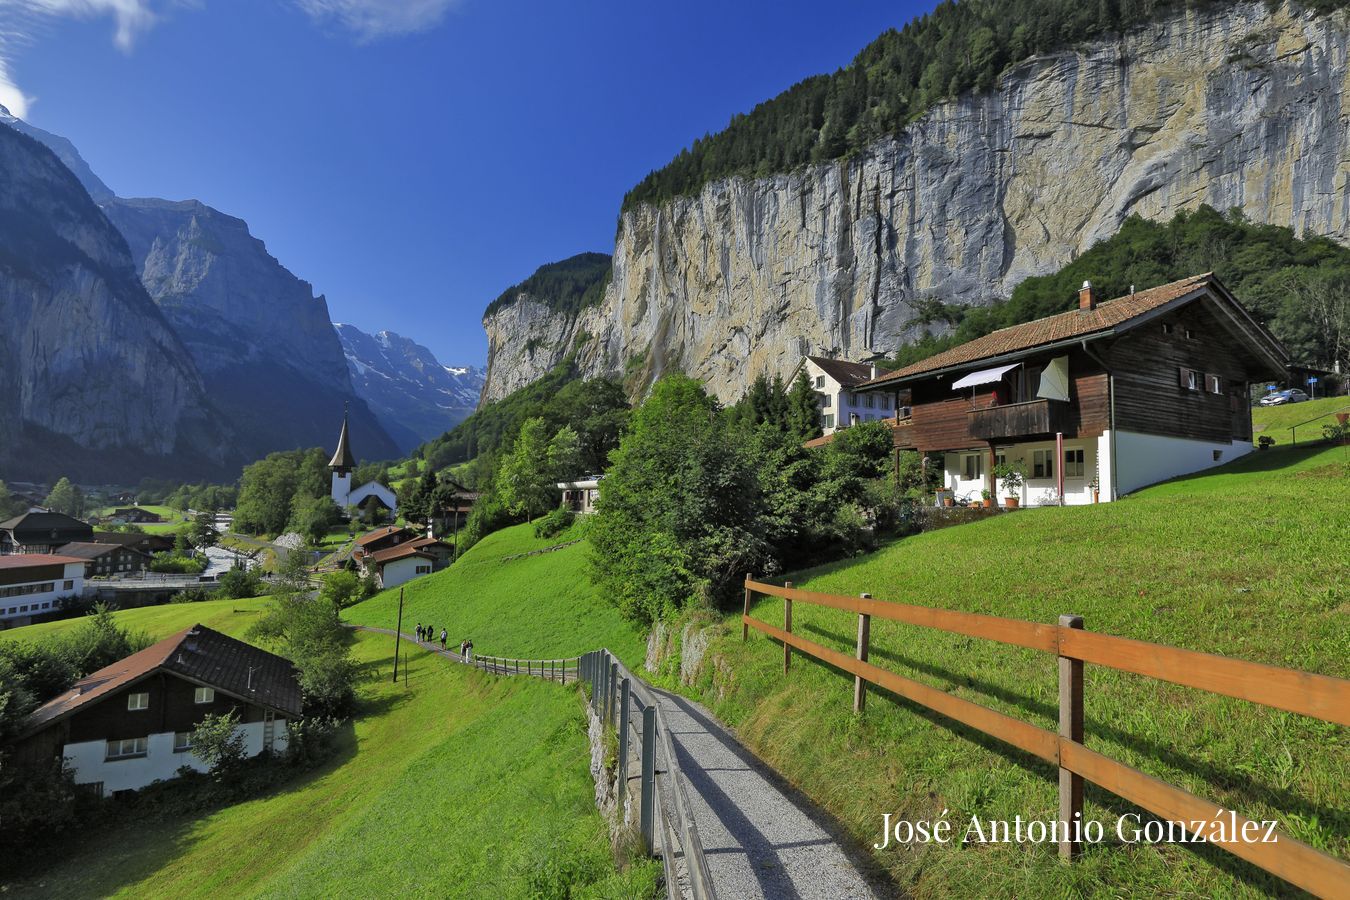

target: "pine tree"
[787,371,823,442]
[44,477,82,517]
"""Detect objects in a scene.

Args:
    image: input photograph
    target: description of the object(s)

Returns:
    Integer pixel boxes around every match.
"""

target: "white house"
[15,625,301,795]
[328,412,398,515]
[362,543,437,589]
[0,554,84,628]
[557,477,602,515]
[791,356,899,434]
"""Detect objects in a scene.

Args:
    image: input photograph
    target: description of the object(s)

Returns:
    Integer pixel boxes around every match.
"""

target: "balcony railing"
[967,398,1068,440]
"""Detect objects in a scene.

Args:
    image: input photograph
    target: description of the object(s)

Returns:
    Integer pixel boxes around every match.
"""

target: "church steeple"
[328,407,356,473]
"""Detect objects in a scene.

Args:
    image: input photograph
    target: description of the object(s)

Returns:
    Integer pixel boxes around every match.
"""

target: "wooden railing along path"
[741,576,1350,898]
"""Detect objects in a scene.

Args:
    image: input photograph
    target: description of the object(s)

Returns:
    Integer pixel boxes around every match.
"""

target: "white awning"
[951,363,1018,390]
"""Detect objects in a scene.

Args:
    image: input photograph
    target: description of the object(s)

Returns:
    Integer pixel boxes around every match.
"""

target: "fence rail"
[580,650,715,900]
[470,654,579,683]
[742,576,1350,899]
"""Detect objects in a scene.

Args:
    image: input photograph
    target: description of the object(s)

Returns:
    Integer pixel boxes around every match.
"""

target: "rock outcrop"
[0,125,224,481]
[481,1,1350,404]
[334,323,484,451]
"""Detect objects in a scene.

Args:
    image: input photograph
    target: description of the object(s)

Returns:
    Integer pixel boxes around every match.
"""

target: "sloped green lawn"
[670,444,1348,898]
[4,631,656,899]
[1251,395,1350,445]
[0,595,270,645]
[343,519,645,666]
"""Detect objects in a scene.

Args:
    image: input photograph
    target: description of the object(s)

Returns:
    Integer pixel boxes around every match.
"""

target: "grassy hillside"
[670,444,1348,897]
[0,596,271,645]
[344,519,645,666]
[1251,395,1350,445]
[4,630,655,898]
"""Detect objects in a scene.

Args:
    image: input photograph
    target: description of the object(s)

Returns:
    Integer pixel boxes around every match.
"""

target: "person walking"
[465,638,473,663]
[440,628,447,650]
[414,623,422,641]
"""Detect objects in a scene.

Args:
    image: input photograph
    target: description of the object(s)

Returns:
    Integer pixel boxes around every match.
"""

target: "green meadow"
[678,444,1348,897]
[1250,395,1350,446]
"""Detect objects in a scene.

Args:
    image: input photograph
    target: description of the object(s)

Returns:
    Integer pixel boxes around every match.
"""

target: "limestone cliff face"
[482,1,1350,404]
[0,125,223,479]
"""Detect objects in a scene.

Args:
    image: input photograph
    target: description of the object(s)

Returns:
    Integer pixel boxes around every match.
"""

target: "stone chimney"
[1078,280,1096,311]
[869,363,878,379]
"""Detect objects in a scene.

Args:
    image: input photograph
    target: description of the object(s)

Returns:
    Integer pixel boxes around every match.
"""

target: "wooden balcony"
[967,399,1068,441]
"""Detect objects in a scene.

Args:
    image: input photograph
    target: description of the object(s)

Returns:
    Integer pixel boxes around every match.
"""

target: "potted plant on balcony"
[980,488,994,508]
[993,461,1024,509]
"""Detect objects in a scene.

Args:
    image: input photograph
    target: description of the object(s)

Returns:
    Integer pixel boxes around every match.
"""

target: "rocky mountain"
[102,198,400,464]
[333,323,484,451]
[0,123,225,482]
[480,1,1350,404]
[2,107,400,471]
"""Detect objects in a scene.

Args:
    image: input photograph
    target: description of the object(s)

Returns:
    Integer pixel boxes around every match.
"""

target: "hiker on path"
[460,639,468,661]
[465,639,473,663]
[440,628,447,650]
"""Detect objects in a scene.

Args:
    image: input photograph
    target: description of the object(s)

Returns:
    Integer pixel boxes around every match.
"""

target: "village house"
[110,507,164,524]
[0,554,84,628]
[358,543,438,589]
[90,531,176,556]
[352,524,418,556]
[791,356,900,435]
[853,274,1288,505]
[55,541,150,578]
[557,477,602,515]
[14,625,301,795]
[430,479,479,534]
[0,511,94,555]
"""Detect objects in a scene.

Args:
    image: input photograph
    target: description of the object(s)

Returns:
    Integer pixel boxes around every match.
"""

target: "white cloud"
[18,1,159,52]
[293,0,459,41]
[0,56,30,117]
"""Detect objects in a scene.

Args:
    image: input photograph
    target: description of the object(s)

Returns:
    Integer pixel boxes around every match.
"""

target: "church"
[329,412,398,516]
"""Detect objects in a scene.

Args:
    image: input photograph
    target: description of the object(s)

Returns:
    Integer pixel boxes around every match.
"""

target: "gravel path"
[649,687,888,900]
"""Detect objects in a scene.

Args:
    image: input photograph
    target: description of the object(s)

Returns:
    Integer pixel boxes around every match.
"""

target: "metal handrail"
[1286,403,1350,446]
[582,650,715,900]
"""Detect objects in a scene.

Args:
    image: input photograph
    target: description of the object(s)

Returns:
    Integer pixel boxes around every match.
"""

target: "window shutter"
[1178,367,1189,389]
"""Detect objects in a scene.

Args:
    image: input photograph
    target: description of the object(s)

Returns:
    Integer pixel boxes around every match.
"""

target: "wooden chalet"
[0,511,94,555]
[14,625,301,795]
[854,274,1288,504]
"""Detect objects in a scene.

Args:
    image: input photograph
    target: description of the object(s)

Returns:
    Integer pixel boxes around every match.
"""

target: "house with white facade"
[792,357,900,435]
[14,625,301,795]
[0,554,84,628]
[853,274,1288,505]
[557,477,602,515]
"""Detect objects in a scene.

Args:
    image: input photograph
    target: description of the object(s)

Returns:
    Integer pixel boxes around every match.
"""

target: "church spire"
[328,405,356,472]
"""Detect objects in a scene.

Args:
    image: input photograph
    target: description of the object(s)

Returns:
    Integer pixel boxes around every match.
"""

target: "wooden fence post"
[608,661,619,725]
[1058,614,1084,862]
[742,572,752,641]
[784,581,793,673]
[855,594,871,713]
[617,678,631,799]
[640,705,656,853]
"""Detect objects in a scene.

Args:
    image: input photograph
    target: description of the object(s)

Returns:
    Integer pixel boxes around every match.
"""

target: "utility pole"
[392,587,405,683]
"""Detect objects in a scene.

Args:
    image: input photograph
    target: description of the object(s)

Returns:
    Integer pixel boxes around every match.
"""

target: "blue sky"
[1,0,935,365]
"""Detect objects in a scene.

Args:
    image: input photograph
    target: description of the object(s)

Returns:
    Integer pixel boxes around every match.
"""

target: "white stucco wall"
[330,471,352,506]
[348,481,398,512]
[945,438,1104,506]
[1113,430,1253,496]
[379,555,430,589]
[63,719,288,794]
[0,562,84,624]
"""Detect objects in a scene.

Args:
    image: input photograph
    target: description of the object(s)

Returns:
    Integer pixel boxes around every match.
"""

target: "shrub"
[534,507,575,539]
[217,566,264,600]
[190,710,248,778]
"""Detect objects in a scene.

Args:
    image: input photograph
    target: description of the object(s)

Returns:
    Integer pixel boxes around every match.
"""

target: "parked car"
[1259,389,1309,406]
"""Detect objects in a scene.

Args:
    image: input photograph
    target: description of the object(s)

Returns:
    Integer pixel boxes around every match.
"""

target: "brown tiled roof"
[354,525,413,547]
[865,274,1216,386]
[366,543,436,566]
[807,356,877,387]
[0,553,84,570]
[55,541,147,561]
[0,511,93,540]
[24,625,302,735]
[408,537,450,550]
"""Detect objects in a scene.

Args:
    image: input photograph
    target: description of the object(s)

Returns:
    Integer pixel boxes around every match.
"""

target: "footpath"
[355,625,888,900]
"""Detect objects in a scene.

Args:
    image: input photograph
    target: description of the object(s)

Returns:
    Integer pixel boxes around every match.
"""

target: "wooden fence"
[742,576,1350,898]
[470,654,579,683]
